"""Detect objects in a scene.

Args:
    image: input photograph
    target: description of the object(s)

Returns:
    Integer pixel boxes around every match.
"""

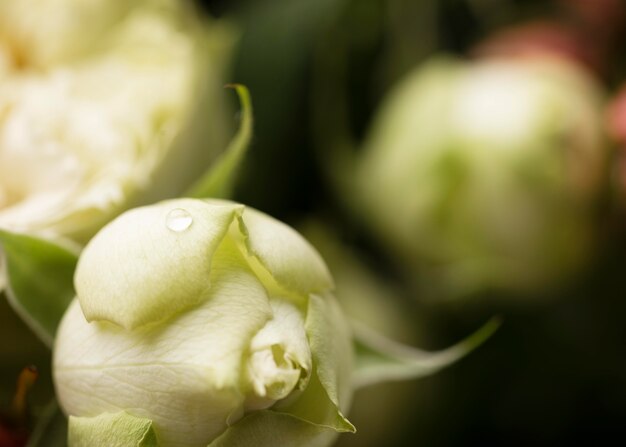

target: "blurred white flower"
[0,0,233,242]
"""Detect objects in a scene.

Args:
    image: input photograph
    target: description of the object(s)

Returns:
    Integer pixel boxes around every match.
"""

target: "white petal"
[235,204,334,295]
[56,245,273,446]
[244,298,311,411]
[74,199,243,328]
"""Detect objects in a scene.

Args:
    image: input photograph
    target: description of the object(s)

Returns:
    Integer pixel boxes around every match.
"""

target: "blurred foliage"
[197,0,626,445]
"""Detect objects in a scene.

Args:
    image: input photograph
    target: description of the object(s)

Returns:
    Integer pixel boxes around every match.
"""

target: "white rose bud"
[355,56,608,296]
[53,199,355,447]
[0,0,233,242]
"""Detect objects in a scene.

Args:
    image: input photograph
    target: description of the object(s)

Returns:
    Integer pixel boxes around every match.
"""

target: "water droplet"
[166,208,193,232]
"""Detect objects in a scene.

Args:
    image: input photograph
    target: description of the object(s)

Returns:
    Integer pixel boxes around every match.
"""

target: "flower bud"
[355,56,608,296]
[0,0,233,242]
[53,199,354,446]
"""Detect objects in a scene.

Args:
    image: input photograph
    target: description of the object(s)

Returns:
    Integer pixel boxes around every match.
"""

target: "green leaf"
[207,410,340,447]
[352,317,501,389]
[27,400,67,447]
[68,412,158,447]
[0,230,79,348]
[232,0,349,210]
[187,84,253,199]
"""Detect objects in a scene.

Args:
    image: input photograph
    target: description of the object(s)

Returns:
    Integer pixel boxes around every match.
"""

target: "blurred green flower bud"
[53,199,354,447]
[0,0,234,242]
[355,56,608,296]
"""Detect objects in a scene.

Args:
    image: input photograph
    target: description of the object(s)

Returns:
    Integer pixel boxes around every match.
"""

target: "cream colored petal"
[217,202,333,296]
[56,246,272,446]
[0,0,132,67]
[244,298,311,411]
[74,199,243,329]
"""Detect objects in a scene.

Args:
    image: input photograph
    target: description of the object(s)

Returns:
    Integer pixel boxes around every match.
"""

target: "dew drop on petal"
[166,208,193,232]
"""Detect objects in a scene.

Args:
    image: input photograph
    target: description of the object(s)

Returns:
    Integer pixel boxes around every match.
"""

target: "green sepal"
[352,317,501,389]
[0,229,79,348]
[275,368,355,433]
[187,84,253,199]
[68,412,158,447]
[298,294,353,429]
[207,410,340,447]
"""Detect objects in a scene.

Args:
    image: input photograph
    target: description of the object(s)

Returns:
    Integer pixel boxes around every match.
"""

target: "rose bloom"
[53,199,354,447]
[0,0,232,243]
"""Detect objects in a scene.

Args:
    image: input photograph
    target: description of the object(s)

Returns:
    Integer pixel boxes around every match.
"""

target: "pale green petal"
[207,410,340,447]
[0,229,78,347]
[235,206,334,295]
[56,237,273,446]
[74,199,243,329]
[351,317,501,388]
[68,412,157,447]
